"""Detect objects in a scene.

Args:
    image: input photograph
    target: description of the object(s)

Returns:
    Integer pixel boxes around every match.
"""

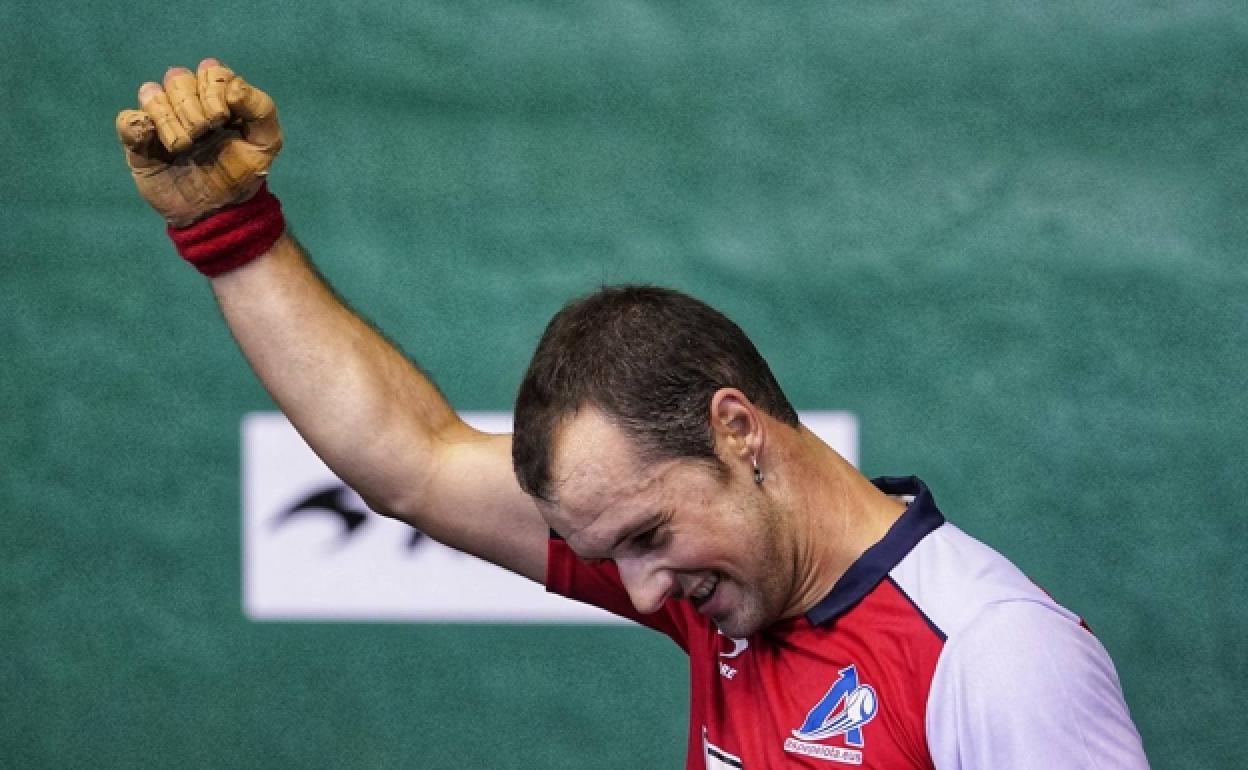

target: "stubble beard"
[712,496,790,638]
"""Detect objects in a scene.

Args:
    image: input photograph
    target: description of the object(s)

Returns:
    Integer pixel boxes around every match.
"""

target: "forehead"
[544,407,661,538]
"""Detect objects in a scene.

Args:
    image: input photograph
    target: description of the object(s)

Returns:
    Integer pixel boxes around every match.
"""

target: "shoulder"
[938,598,1117,691]
[889,524,1149,769]
[926,600,1148,769]
[890,522,1077,639]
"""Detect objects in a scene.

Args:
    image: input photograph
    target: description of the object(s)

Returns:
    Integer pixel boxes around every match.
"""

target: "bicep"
[379,425,550,584]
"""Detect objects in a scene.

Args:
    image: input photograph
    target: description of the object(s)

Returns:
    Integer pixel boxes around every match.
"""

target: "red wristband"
[166,182,286,277]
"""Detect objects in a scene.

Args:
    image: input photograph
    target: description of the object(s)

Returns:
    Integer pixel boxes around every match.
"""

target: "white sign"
[243,411,858,622]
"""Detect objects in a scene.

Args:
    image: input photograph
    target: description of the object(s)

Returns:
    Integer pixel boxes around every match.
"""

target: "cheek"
[667,536,714,567]
[670,520,752,572]
[663,478,762,570]
[660,526,725,571]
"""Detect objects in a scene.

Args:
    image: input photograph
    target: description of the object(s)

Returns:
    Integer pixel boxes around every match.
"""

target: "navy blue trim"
[805,476,945,627]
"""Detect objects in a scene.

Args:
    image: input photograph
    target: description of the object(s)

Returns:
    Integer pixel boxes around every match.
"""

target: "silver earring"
[752,455,764,485]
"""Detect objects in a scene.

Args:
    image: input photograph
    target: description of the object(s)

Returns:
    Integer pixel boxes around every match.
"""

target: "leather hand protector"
[116,62,283,228]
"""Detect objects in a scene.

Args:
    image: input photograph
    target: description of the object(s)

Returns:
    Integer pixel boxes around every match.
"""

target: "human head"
[512,285,800,503]
[543,401,793,637]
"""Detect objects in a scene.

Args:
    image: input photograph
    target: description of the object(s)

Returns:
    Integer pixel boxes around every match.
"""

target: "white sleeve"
[926,600,1150,770]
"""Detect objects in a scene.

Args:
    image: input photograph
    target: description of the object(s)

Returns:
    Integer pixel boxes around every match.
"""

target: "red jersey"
[546,476,1148,769]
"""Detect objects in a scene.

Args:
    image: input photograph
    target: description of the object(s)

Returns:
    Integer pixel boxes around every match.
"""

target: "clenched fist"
[116,59,283,227]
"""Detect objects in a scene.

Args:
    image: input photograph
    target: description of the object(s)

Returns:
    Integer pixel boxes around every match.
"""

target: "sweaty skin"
[115,59,903,635]
[118,60,552,583]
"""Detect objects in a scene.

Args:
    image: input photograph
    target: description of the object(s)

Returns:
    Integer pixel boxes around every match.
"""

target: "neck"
[771,426,907,620]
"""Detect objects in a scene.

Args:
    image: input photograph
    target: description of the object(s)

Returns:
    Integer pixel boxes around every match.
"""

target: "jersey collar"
[804,476,945,627]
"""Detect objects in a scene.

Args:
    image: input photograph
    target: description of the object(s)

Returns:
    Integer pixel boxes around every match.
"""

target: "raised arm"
[116,60,549,582]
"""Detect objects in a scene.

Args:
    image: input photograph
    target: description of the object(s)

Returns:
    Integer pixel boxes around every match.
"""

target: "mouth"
[689,573,720,610]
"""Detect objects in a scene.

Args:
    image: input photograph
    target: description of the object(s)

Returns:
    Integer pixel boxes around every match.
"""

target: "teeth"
[691,575,718,601]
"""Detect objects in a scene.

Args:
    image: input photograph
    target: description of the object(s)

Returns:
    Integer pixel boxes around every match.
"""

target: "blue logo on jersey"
[792,665,879,747]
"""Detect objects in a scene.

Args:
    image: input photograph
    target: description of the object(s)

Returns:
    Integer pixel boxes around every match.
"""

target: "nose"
[615,556,675,615]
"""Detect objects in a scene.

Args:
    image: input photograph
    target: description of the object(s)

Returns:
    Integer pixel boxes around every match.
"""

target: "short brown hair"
[512,286,799,501]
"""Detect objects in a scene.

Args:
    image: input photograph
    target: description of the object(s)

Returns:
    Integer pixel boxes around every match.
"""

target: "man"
[117,60,1150,768]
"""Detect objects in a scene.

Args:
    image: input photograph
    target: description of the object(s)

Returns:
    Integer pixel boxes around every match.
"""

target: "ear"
[709,388,765,464]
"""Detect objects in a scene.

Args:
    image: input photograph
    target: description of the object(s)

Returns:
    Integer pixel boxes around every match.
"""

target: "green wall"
[3,2,1245,767]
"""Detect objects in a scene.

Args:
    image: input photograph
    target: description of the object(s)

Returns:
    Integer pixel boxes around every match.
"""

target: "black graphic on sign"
[274,484,427,549]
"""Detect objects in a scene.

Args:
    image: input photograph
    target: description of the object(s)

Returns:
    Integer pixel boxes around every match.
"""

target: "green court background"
[3,1,1245,767]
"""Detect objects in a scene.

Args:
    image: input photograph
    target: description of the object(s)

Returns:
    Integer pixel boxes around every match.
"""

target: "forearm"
[211,232,458,514]
[119,60,549,581]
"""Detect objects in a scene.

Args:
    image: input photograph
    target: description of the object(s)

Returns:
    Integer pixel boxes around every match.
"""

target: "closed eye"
[631,523,667,551]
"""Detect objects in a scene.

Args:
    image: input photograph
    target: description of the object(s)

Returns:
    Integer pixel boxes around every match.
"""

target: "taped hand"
[116,59,283,227]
